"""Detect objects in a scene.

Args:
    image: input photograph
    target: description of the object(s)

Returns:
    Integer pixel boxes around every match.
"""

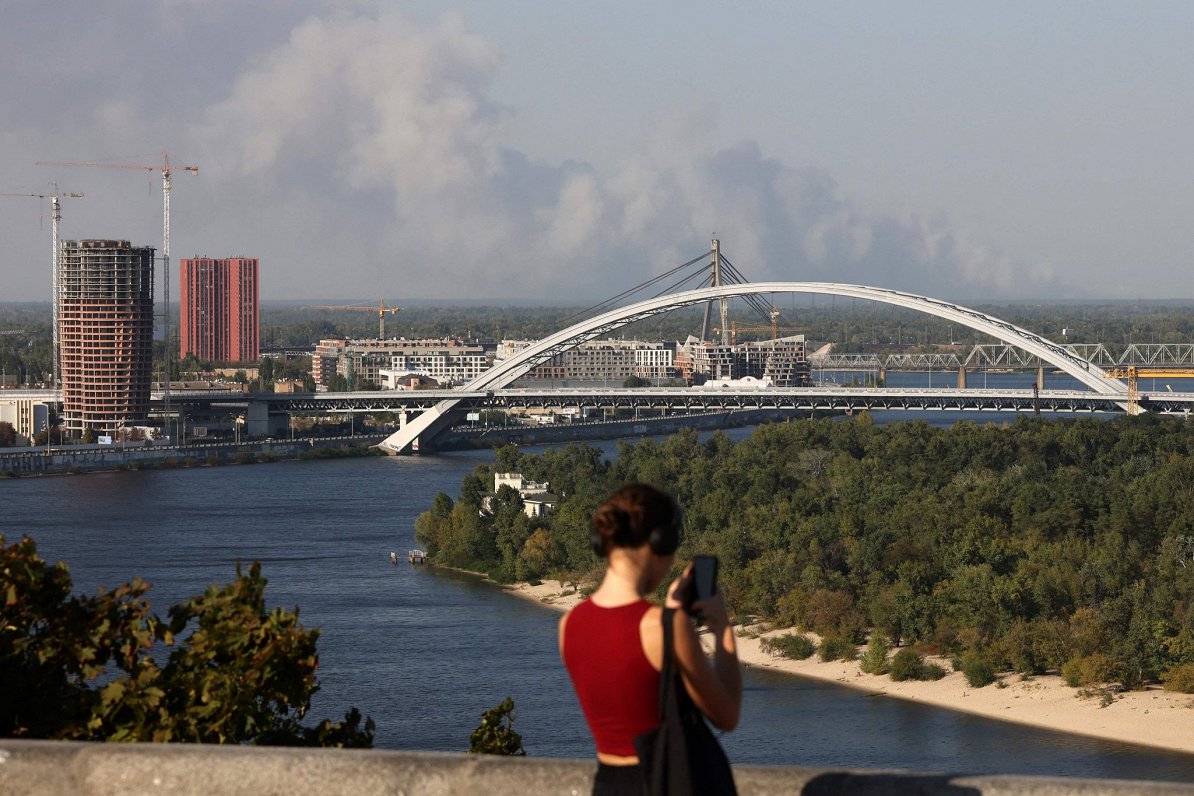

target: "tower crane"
[37,151,198,419]
[308,300,402,339]
[1104,366,1194,415]
[1,188,84,387]
[714,307,801,343]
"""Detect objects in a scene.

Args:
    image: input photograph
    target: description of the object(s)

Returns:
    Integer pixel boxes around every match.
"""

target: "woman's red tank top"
[562,598,660,757]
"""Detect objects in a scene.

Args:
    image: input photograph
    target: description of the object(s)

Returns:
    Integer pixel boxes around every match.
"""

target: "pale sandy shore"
[505,579,1194,756]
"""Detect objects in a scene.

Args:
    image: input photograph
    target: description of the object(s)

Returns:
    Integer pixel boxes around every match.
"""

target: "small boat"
[390,551,399,565]
[408,549,428,565]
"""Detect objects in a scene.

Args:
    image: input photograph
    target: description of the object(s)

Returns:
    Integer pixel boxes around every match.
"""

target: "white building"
[313,338,492,389]
[488,472,558,518]
[0,390,53,443]
[496,339,674,382]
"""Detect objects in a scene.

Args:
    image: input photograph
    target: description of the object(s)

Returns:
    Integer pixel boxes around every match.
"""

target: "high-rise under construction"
[58,239,155,437]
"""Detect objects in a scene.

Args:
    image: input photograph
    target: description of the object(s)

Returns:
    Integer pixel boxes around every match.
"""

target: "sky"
[1,1,1192,305]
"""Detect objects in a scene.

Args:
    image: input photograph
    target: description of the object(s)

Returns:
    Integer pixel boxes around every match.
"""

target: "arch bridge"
[378,283,1126,454]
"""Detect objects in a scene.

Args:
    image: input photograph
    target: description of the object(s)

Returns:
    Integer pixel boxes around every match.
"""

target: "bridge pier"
[1037,366,1045,390]
[957,367,966,390]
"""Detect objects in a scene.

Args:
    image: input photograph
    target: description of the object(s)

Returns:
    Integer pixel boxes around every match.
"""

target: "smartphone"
[686,555,719,614]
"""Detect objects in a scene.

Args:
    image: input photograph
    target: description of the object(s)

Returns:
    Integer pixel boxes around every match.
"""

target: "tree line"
[415,415,1194,691]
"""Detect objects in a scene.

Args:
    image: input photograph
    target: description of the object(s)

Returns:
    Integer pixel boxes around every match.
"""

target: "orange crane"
[309,300,402,339]
[1,187,84,387]
[714,307,801,343]
[1104,366,1194,415]
[37,151,198,416]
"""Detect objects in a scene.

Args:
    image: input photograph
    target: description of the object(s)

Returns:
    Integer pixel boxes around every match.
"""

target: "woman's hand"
[665,561,728,629]
[691,590,730,632]
[665,562,693,610]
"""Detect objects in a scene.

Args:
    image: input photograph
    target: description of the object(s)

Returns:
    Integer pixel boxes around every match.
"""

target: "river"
[5,425,1194,781]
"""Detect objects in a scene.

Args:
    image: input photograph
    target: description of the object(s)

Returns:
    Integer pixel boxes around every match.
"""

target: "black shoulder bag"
[633,608,737,796]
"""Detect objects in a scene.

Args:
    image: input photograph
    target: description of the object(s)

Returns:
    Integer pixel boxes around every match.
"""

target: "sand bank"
[505,579,1194,756]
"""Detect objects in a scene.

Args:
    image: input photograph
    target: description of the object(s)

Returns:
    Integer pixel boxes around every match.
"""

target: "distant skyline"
[2,1,1192,303]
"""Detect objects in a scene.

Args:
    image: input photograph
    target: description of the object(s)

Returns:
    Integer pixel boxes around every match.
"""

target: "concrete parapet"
[1,741,1192,796]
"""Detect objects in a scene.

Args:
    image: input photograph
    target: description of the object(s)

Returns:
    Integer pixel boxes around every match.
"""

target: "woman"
[559,483,742,795]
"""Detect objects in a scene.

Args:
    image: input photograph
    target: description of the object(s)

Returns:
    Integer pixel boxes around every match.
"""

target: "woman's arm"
[666,572,742,731]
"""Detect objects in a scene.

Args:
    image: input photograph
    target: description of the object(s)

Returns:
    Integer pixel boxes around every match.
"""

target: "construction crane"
[37,151,198,418]
[1104,366,1194,415]
[1,188,84,387]
[308,300,402,339]
[714,307,801,344]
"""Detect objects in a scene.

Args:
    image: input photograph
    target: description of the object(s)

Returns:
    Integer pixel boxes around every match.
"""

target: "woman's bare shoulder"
[639,603,666,671]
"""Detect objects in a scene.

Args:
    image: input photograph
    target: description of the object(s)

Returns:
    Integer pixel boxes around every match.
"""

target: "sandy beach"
[506,579,1194,756]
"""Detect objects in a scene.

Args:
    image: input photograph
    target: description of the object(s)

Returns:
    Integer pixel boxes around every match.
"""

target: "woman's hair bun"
[591,484,677,553]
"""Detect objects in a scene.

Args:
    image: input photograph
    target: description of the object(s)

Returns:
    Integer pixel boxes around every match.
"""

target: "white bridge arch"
[379,282,1124,453]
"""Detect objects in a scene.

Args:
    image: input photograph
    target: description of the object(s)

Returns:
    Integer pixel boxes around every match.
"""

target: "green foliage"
[817,635,858,663]
[1062,654,1114,687]
[759,633,816,660]
[859,635,890,675]
[960,649,998,688]
[1160,663,1194,693]
[0,421,16,447]
[888,648,946,682]
[468,697,525,755]
[0,536,373,746]
[420,412,1194,688]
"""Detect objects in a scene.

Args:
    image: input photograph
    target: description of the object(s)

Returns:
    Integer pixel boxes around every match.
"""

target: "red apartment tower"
[179,257,260,362]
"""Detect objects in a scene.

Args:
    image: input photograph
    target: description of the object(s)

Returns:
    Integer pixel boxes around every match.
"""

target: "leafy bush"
[760,633,816,660]
[818,635,857,663]
[887,649,948,681]
[961,649,997,688]
[1061,657,1083,687]
[920,661,947,680]
[889,649,924,681]
[1160,664,1194,693]
[859,635,890,675]
[468,697,525,755]
[1062,653,1115,687]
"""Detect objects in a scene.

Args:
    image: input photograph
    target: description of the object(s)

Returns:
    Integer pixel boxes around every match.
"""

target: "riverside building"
[675,335,810,386]
[179,257,260,362]
[313,338,491,389]
[495,339,675,382]
[58,240,155,437]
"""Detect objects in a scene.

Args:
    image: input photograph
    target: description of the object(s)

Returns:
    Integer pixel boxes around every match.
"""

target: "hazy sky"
[2,1,1192,304]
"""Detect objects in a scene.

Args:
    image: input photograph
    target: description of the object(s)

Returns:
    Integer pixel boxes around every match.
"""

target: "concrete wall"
[0,436,385,476]
[1,741,1191,796]
[429,408,803,452]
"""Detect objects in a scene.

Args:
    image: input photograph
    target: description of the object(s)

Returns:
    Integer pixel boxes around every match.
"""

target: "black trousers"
[593,762,648,796]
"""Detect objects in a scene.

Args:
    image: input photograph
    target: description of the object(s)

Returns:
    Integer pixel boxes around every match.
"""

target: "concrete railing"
[2,741,1192,796]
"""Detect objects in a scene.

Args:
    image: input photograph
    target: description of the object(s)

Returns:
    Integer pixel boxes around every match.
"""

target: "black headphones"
[590,501,683,557]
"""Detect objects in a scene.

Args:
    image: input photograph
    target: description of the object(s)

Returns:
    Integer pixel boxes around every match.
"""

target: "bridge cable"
[557,250,714,325]
[717,255,789,326]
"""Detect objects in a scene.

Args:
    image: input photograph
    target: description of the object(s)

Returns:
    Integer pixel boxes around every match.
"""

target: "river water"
[5,427,1194,782]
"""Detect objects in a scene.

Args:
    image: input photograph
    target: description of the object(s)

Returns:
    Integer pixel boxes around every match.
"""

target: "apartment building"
[496,339,675,382]
[179,256,259,362]
[313,338,491,389]
[676,334,810,386]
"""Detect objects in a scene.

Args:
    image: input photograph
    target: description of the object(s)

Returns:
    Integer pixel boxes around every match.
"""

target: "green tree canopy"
[0,536,373,746]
